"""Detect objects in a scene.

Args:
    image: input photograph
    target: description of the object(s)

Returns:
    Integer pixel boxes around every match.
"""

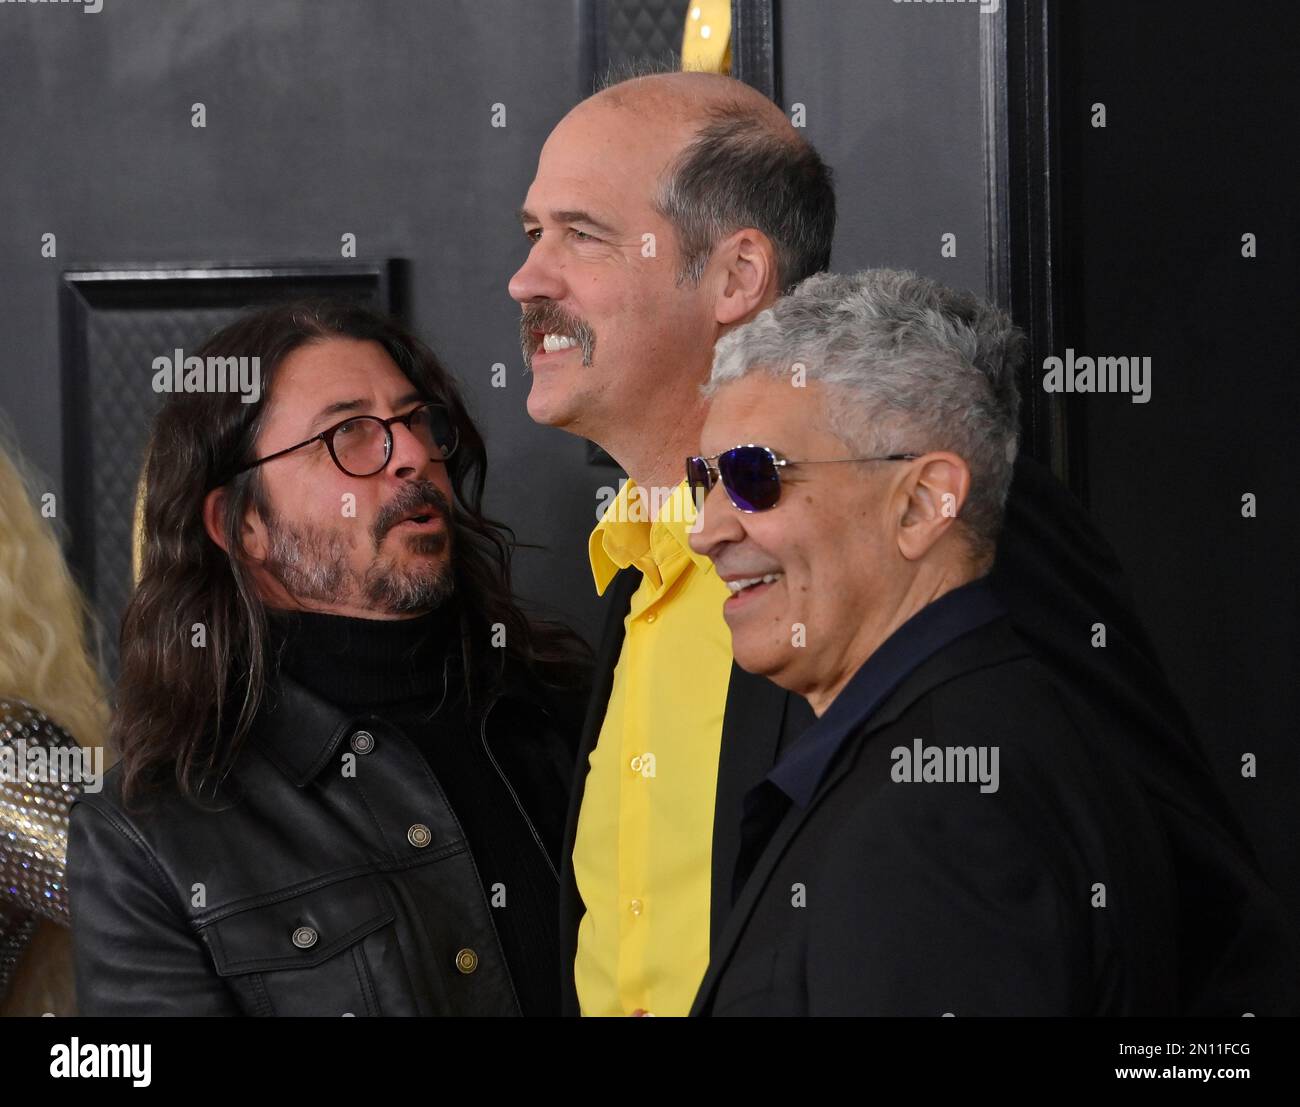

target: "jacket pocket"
[202,874,401,1016]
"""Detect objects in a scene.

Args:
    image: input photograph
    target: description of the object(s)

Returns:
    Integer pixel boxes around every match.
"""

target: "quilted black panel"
[605,0,690,69]
[82,306,235,678]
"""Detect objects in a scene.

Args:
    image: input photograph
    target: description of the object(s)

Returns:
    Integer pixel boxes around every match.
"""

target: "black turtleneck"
[267,602,559,1017]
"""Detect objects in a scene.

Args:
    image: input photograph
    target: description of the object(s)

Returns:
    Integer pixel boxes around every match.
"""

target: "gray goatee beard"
[262,506,455,616]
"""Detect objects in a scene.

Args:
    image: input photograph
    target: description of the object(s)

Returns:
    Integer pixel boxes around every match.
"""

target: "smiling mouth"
[722,572,784,612]
[725,572,784,595]
[532,330,580,355]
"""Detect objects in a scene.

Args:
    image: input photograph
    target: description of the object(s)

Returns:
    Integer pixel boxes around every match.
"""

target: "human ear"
[895,453,970,561]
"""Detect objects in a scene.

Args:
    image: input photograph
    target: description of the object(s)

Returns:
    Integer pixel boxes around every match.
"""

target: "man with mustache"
[509,70,1298,1015]
[69,300,588,1015]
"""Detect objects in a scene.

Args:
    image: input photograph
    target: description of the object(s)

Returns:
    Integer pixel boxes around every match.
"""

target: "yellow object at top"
[681,0,732,74]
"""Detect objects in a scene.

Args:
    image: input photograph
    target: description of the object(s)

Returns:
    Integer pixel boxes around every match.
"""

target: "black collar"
[251,675,360,788]
[268,603,459,710]
[768,577,1007,808]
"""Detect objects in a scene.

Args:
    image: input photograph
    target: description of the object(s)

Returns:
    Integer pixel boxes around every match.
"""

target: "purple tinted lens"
[719,446,780,511]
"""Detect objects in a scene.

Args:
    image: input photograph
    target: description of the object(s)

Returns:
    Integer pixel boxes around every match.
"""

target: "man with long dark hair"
[68,300,589,1016]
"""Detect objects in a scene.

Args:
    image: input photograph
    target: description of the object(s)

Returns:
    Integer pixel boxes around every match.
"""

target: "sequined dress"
[0,698,82,1000]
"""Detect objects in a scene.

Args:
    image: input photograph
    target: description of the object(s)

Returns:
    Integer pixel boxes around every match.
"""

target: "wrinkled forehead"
[530,102,696,218]
[263,338,419,427]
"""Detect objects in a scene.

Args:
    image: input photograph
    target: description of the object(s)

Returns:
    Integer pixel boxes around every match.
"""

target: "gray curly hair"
[707,268,1023,561]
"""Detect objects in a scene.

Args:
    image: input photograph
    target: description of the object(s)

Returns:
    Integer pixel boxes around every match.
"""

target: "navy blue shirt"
[731,577,1006,903]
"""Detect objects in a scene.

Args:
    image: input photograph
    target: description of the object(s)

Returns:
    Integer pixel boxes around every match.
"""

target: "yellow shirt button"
[629,899,643,916]
[645,613,657,623]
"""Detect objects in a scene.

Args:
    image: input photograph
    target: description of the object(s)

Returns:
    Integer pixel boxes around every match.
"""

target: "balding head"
[588,70,793,133]
[579,71,834,292]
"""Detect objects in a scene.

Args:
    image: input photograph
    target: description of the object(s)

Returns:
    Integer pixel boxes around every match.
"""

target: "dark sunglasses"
[686,444,919,513]
[227,401,459,485]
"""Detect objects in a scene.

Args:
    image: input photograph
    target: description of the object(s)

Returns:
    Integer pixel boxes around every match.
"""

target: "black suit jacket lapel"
[691,744,856,1016]
[710,664,814,952]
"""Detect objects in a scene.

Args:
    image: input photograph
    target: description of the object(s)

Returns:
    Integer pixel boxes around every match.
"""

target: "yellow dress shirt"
[573,478,733,1016]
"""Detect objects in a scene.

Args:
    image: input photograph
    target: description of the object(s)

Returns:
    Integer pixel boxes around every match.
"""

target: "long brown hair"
[114,299,588,811]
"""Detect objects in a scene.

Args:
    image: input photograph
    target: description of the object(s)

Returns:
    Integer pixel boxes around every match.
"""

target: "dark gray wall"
[0,0,988,650]
[781,1,988,297]
[1056,0,1300,922]
[0,0,605,642]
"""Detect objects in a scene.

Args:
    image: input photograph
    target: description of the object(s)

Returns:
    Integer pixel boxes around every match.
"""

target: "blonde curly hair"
[0,433,108,750]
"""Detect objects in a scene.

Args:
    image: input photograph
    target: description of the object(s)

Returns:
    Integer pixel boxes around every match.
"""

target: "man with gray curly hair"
[711,268,1023,568]
[685,269,1180,1013]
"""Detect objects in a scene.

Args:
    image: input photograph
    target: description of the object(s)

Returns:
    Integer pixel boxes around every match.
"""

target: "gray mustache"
[374,482,452,542]
[519,306,597,368]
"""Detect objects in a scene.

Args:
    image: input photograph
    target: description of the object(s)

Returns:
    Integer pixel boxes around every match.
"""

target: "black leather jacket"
[68,665,580,1016]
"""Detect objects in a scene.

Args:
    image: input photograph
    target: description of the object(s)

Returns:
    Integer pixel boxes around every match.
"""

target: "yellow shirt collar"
[588,478,713,594]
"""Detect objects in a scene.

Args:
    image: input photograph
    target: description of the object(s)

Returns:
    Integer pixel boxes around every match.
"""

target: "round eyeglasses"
[232,401,460,482]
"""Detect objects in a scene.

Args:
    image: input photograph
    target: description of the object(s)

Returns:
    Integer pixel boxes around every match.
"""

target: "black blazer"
[558,454,1300,1015]
[692,616,1181,1015]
